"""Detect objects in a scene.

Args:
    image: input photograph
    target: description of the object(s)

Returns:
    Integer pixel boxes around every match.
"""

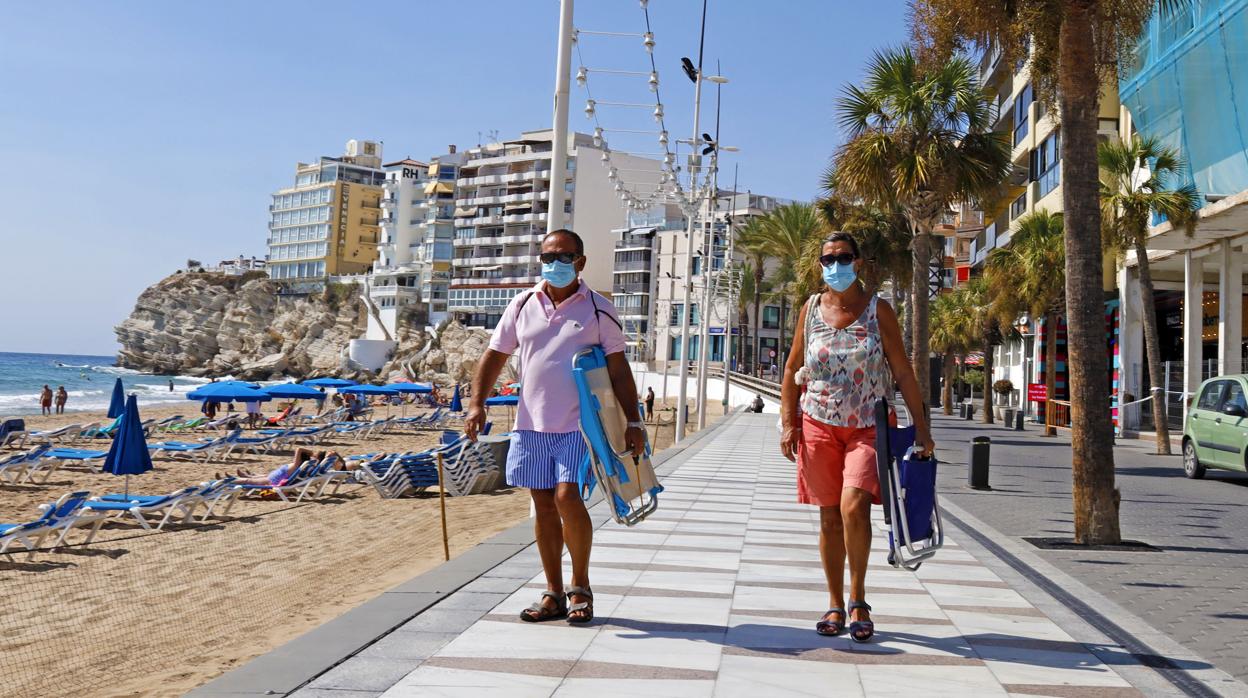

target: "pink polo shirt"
[488,279,627,433]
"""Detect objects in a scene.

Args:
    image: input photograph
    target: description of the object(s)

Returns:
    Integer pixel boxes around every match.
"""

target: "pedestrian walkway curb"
[187,410,742,698]
[937,497,1248,698]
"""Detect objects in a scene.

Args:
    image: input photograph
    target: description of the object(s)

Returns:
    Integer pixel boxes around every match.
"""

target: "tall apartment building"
[650,191,784,372]
[448,129,663,328]
[612,204,688,362]
[367,158,429,341]
[267,140,386,286]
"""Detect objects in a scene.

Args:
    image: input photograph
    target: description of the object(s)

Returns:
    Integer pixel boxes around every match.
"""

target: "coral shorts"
[796,414,882,506]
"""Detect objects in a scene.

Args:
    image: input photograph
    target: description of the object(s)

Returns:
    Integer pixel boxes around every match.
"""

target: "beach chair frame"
[873,398,944,571]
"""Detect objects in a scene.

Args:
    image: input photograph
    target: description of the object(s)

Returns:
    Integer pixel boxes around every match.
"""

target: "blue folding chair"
[874,398,943,570]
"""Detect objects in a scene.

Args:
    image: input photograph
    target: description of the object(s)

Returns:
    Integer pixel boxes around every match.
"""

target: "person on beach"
[168,379,174,392]
[220,447,342,486]
[750,393,765,414]
[244,400,261,429]
[40,385,53,416]
[780,232,935,643]
[466,229,644,625]
[645,387,655,422]
[55,386,68,414]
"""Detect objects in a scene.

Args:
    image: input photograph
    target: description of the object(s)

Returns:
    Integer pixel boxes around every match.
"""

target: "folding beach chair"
[873,398,943,571]
[572,346,662,527]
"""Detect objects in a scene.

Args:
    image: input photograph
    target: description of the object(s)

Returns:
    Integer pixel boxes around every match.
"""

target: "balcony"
[454,232,543,247]
[613,261,652,273]
[455,255,531,266]
[450,275,541,287]
[612,282,651,294]
[456,169,551,188]
[370,285,421,298]
[459,190,549,208]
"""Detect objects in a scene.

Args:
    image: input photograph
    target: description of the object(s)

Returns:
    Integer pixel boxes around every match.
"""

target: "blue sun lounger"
[873,398,943,570]
[572,346,662,527]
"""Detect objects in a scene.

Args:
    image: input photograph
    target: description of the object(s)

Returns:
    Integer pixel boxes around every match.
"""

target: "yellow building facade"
[267,140,385,283]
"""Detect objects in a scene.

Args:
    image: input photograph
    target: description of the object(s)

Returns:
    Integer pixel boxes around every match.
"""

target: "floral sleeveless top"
[800,294,891,428]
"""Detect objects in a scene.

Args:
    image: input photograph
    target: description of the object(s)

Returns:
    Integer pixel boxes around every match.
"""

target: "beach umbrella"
[302,377,357,388]
[103,394,153,497]
[386,382,433,394]
[485,395,519,406]
[262,382,326,400]
[450,384,463,412]
[186,383,273,403]
[107,378,126,419]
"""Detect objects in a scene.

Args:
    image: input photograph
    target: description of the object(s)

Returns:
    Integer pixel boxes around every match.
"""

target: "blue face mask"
[541,260,578,289]
[822,262,857,292]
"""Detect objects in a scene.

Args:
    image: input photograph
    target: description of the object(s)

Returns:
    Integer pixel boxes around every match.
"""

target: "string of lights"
[571,1,699,215]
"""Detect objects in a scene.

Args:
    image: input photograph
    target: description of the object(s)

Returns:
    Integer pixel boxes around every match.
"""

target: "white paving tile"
[858,665,1007,697]
[382,665,561,697]
[553,678,715,698]
[436,619,601,660]
[714,654,863,697]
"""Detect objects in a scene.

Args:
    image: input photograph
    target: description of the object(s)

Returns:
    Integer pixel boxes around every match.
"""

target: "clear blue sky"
[0,0,907,356]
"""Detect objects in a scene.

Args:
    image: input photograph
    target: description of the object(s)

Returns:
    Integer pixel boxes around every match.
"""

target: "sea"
[0,352,215,417]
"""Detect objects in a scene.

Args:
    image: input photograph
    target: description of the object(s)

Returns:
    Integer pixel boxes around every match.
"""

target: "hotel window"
[762,305,780,329]
[1032,131,1062,199]
[1009,192,1027,220]
[1013,83,1034,146]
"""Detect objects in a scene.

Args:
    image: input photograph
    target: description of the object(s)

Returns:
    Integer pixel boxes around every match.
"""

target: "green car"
[1183,375,1248,478]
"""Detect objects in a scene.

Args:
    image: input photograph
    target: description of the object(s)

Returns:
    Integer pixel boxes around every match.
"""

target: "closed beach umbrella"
[186,383,273,403]
[302,377,357,388]
[450,384,463,412]
[262,382,326,400]
[103,394,153,497]
[107,378,126,419]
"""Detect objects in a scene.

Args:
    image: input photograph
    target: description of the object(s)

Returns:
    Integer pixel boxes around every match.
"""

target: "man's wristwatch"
[627,421,645,429]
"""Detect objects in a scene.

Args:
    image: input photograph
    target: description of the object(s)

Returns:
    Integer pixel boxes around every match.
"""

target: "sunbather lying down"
[217,447,365,487]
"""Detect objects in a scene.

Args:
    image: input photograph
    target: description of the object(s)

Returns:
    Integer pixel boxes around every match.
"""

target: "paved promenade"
[278,412,1204,698]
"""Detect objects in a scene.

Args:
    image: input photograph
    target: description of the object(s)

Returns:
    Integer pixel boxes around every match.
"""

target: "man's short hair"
[543,228,585,256]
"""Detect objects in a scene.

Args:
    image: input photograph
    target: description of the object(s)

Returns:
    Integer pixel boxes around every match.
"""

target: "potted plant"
[993,379,1014,419]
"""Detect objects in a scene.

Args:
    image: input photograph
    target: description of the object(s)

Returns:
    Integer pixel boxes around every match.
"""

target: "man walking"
[466,229,644,625]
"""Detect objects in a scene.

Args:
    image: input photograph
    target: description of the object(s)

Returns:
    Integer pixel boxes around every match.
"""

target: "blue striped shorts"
[506,430,588,490]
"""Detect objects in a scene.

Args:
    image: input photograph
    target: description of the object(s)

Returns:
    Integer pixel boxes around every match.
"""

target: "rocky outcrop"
[115,271,507,385]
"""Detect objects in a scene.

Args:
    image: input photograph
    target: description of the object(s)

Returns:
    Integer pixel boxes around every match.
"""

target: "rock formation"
[115,271,509,385]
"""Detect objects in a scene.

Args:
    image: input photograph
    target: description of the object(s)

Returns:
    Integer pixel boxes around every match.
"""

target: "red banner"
[1028,383,1047,402]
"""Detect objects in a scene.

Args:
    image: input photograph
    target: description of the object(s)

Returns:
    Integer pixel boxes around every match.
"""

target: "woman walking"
[779,232,935,642]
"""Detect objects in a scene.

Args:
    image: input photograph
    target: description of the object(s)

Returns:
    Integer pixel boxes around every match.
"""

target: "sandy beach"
[0,398,726,696]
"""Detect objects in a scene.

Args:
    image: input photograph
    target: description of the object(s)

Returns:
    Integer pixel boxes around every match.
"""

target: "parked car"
[1182,375,1248,478]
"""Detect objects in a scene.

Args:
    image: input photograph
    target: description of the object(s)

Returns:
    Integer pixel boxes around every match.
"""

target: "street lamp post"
[546,0,575,234]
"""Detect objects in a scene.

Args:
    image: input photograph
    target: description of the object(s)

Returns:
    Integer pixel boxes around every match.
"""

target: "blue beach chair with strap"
[572,346,663,526]
[874,398,943,570]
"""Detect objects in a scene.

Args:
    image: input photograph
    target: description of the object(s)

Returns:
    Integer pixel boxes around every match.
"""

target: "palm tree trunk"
[1133,242,1171,454]
[911,227,931,416]
[1060,0,1121,545]
[753,287,762,376]
[1045,310,1059,437]
[778,293,788,378]
[942,352,954,416]
[982,338,995,424]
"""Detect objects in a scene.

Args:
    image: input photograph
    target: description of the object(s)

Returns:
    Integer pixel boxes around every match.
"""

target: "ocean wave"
[90,365,143,375]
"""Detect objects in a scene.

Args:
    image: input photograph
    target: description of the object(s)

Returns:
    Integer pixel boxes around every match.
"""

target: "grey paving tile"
[396,607,487,634]
[305,657,418,692]
[357,630,459,661]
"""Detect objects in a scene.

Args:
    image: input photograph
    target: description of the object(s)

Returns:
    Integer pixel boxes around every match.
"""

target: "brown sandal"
[566,586,594,624]
[519,591,567,622]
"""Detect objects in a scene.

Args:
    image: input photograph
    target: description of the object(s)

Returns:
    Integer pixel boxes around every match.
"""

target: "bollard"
[959,403,967,419]
[964,403,975,421]
[969,436,991,489]
[1014,409,1025,431]
[1003,408,1015,427]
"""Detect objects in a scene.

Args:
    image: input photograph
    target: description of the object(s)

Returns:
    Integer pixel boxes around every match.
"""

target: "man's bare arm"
[465,349,511,440]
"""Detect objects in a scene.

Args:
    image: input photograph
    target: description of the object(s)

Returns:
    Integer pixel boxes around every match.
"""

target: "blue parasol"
[187,383,273,403]
[262,382,326,399]
[103,394,153,497]
[107,378,126,419]
[386,382,433,394]
[338,384,400,396]
[450,384,463,412]
[302,377,357,388]
[485,395,519,406]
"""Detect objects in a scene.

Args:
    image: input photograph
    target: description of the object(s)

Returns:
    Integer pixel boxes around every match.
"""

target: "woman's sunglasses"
[819,252,857,267]
[539,252,581,264]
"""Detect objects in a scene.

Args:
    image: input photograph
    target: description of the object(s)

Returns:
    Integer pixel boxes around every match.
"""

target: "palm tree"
[1100,135,1202,455]
[931,288,977,415]
[753,203,827,367]
[910,0,1192,549]
[817,189,915,297]
[986,211,1067,435]
[832,47,1012,419]
[737,262,757,372]
[736,218,772,375]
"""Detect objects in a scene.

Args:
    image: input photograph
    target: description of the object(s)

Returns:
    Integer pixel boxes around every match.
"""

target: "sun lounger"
[234,460,326,503]
[0,445,51,484]
[24,447,108,484]
[101,478,240,522]
[148,430,239,463]
[149,415,184,433]
[28,423,82,445]
[0,419,28,449]
[74,422,100,443]
[83,486,202,531]
[82,417,121,440]
[0,491,106,559]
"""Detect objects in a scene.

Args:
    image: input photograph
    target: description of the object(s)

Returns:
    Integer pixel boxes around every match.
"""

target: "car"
[1182,375,1248,479]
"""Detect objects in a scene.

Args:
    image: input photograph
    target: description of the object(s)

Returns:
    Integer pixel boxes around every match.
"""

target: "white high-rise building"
[367,159,429,342]
[448,129,663,328]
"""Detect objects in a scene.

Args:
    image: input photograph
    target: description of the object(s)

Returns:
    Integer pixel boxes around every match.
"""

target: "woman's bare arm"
[779,298,810,462]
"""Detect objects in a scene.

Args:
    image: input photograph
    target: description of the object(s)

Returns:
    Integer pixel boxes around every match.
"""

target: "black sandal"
[816,607,846,636]
[519,591,567,623]
[566,586,594,624]
[848,600,874,643]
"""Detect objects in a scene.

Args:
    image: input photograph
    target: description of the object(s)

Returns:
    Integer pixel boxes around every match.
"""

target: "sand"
[0,399,727,697]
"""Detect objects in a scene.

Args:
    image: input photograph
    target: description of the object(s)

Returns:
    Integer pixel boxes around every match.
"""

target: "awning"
[454,206,479,217]
[424,181,454,195]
